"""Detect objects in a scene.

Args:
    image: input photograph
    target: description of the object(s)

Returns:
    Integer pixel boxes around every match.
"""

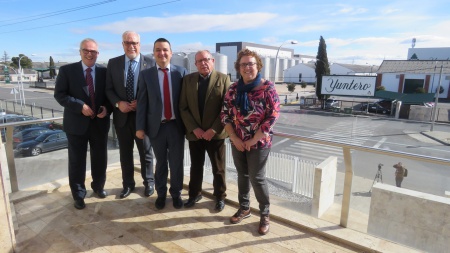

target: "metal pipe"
[430,64,443,131]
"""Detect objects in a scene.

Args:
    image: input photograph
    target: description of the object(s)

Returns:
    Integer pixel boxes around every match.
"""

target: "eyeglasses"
[81,49,98,55]
[239,62,257,68]
[123,41,139,46]
[195,58,211,64]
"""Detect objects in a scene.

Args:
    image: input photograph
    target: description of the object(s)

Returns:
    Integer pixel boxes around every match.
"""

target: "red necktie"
[160,68,172,120]
[86,67,95,113]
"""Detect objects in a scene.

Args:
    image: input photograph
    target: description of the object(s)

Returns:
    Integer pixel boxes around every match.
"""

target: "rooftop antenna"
[412,38,416,48]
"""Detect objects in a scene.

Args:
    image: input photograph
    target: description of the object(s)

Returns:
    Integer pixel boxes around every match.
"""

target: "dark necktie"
[160,68,172,120]
[126,60,135,102]
[86,67,95,113]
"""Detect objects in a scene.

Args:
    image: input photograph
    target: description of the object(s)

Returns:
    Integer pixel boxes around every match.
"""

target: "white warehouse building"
[284,62,378,84]
[215,42,306,82]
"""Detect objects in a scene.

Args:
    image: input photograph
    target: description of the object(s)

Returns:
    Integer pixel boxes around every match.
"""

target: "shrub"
[287,83,296,93]
[376,85,386,91]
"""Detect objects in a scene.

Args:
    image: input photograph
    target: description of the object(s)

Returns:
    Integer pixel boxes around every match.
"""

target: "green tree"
[300,81,307,89]
[49,56,56,79]
[2,51,9,64]
[314,36,330,108]
[376,85,386,91]
[10,54,33,69]
[287,83,296,93]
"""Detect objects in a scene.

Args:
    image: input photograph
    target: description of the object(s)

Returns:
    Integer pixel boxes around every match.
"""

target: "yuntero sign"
[321,75,376,96]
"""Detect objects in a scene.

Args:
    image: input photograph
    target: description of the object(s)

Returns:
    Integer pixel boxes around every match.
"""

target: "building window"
[403,79,424,93]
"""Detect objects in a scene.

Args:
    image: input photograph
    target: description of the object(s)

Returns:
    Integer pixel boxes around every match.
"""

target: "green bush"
[287,83,296,93]
[376,85,386,91]
[415,87,426,93]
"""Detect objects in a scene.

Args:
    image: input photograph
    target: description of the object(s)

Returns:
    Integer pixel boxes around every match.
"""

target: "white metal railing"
[183,142,317,198]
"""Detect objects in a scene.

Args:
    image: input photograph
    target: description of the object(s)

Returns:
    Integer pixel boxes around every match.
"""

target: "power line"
[0,0,118,27]
[0,0,181,35]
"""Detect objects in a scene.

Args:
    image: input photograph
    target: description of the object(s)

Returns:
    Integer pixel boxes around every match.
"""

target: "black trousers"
[67,121,108,200]
[188,139,226,200]
[115,112,154,188]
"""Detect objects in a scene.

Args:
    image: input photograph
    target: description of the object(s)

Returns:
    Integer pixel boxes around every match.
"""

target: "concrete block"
[312,156,337,218]
[368,184,450,253]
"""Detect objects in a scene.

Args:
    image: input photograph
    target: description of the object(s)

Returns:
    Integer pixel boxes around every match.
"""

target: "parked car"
[360,103,391,114]
[324,99,340,109]
[0,114,35,124]
[376,99,393,109]
[13,127,54,148]
[12,121,54,135]
[15,130,68,156]
[1,114,53,142]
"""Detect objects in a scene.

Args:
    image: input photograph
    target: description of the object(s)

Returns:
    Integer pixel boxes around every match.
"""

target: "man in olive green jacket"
[179,50,230,211]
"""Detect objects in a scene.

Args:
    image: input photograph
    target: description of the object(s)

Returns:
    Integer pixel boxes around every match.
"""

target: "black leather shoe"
[215,199,225,212]
[120,187,134,199]
[184,195,202,208]
[144,185,154,197]
[155,196,166,210]
[94,189,107,199]
[173,197,183,209]
[74,199,86,210]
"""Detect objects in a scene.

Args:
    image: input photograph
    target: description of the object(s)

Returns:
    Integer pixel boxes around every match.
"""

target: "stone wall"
[368,184,450,253]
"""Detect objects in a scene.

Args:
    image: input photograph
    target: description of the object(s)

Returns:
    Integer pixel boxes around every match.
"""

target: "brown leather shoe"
[258,215,270,235]
[230,208,251,224]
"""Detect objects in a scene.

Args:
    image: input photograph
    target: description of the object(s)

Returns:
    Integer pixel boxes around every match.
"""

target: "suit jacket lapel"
[94,63,103,106]
[205,70,218,105]
[151,67,162,102]
[140,54,149,71]
[188,73,200,120]
[78,61,89,97]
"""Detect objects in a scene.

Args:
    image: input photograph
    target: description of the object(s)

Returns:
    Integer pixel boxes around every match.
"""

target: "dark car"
[0,114,42,142]
[0,114,35,124]
[12,121,54,135]
[324,99,340,109]
[376,99,393,109]
[13,127,54,148]
[360,103,391,114]
[15,130,68,156]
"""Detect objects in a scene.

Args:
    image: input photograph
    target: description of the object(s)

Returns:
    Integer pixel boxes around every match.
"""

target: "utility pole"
[430,64,443,131]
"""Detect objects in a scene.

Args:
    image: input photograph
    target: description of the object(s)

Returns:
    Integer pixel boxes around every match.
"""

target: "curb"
[421,131,450,146]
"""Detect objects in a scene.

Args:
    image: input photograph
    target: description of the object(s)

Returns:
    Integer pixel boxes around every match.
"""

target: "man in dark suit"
[136,38,187,210]
[106,31,155,199]
[54,38,112,210]
[179,50,230,211]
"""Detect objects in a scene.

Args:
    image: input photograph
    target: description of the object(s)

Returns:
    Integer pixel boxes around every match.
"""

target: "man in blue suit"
[54,38,112,210]
[136,38,187,210]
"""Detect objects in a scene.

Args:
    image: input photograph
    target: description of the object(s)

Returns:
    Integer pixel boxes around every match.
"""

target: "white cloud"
[93,13,278,34]
[296,24,331,33]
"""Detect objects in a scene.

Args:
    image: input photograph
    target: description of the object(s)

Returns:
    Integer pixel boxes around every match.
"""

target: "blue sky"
[1,0,449,66]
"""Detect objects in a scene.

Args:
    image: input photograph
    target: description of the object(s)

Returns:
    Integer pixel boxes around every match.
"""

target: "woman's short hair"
[234,49,263,72]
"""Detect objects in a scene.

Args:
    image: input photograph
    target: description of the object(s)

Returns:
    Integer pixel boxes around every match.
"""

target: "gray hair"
[79,38,97,50]
[122,31,140,41]
[195,50,214,60]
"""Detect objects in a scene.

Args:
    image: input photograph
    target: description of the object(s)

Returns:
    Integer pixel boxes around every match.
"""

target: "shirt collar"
[157,63,171,71]
[81,62,95,71]
[126,55,140,64]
